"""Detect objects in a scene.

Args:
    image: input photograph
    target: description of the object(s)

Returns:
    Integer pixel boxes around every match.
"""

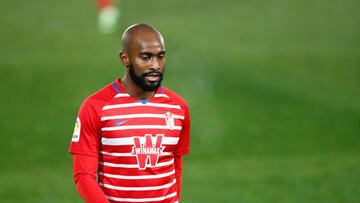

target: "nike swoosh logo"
[115,120,129,126]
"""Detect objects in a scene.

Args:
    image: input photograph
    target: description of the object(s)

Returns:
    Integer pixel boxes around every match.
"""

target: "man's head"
[119,23,166,92]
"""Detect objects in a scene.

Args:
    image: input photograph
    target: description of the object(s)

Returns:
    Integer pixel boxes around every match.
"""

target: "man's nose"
[150,58,161,70]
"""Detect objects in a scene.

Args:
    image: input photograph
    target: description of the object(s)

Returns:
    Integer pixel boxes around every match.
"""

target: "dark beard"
[128,64,164,92]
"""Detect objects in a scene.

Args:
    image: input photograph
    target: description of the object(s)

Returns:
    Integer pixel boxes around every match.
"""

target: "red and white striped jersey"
[69,79,190,203]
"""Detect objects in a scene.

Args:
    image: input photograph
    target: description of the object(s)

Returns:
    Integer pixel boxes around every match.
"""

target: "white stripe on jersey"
[99,178,176,191]
[100,151,172,157]
[99,158,174,168]
[153,94,170,98]
[114,93,130,98]
[106,191,177,202]
[114,93,170,98]
[101,125,182,131]
[101,137,179,146]
[99,169,175,180]
[101,113,184,121]
[102,102,181,110]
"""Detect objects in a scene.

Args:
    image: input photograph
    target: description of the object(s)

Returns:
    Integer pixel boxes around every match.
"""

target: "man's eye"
[142,55,150,60]
[159,54,165,59]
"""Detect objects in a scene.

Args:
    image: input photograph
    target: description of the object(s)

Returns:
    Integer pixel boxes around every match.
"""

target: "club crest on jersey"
[165,112,175,130]
[72,117,81,142]
[131,134,165,170]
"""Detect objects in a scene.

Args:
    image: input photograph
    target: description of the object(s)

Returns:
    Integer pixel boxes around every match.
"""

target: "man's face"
[126,34,166,92]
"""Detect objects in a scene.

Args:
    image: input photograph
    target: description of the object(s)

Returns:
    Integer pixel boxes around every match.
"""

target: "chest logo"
[131,134,165,170]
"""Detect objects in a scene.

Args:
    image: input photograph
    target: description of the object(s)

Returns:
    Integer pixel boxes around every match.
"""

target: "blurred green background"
[0,0,359,202]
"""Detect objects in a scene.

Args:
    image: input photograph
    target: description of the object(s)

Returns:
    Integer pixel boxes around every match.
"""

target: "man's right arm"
[73,154,110,203]
[69,98,109,203]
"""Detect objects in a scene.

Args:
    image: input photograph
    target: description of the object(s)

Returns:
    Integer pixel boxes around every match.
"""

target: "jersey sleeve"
[174,102,190,156]
[73,154,110,203]
[69,98,101,157]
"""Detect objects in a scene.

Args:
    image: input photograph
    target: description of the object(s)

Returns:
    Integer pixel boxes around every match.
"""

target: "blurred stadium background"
[0,0,359,202]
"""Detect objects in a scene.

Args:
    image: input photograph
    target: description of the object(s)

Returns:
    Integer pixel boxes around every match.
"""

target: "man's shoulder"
[162,86,188,107]
[81,82,117,109]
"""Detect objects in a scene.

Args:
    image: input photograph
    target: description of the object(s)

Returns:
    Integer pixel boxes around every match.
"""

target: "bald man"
[69,24,191,203]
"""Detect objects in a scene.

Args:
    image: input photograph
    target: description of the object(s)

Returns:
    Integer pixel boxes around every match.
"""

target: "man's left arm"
[174,155,183,201]
[174,101,190,201]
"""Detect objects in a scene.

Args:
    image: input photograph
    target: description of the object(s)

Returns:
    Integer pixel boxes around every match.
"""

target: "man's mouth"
[144,73,161,82]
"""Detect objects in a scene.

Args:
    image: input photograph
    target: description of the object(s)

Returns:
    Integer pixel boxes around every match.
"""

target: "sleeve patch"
[72,117,81,142]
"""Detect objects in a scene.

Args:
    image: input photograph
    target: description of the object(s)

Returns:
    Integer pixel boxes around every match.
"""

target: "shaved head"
[121,23,165,53]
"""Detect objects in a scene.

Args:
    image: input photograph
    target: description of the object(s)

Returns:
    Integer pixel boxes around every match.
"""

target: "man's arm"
[73,154,110,203]
[174,155,183,201]
[173,99,191,202]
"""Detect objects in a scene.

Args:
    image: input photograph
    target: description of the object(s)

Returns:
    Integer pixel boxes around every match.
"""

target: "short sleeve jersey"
[69,79,190,203]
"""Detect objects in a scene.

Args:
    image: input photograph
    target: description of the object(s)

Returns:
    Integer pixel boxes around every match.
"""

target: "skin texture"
[119,23,166,100]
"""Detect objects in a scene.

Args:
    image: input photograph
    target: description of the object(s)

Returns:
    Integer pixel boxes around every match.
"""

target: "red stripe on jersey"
[100,154,174,166]
[99,175,176,189]
[101,183,177,200]
[101,130,181,139]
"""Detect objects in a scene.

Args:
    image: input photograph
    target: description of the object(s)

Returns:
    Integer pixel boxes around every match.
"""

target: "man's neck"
[121,75,156,100]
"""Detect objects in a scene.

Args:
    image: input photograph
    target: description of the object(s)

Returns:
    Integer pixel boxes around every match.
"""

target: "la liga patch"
[72,117,81,142]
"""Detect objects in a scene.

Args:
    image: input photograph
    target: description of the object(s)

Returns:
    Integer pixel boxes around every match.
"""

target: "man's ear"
[119,52,130,67]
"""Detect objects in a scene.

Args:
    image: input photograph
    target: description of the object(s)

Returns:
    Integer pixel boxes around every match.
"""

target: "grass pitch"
[0,0,359,202]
